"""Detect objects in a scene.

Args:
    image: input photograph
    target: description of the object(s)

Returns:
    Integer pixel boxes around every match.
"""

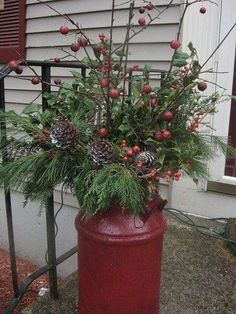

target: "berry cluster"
[8,60,23,74]
[154,129,171,141]
[164,170,182,182]
[119,140,141,161]
[187,112,204,133]
[178,65,191,79]
[33,129,50,144]
[138,2,155,26]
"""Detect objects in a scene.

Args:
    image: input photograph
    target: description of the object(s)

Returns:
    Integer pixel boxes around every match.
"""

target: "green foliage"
[0,37,234,216]
[74,163,147,215]
[173,51,189,67]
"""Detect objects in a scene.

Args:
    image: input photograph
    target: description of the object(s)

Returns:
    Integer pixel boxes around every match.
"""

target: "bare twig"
[200,23,236,70]
[120,1,135,110]
[165,0,189,79]
[198,78,227,90]
[112,0,175,55]
[115,0,133,7]
[35,0,101,61]
[106,0,116,129]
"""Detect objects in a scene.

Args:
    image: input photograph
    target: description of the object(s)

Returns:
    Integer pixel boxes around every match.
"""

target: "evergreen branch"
[75,163,147,215]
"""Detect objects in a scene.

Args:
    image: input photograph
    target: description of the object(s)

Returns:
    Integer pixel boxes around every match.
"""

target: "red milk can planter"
[75,197,167,314]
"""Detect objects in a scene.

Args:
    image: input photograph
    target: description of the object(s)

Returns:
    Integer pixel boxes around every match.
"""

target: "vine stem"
[106,0,116,129]
[164,0,189,80]
[164,0,218,82]
[112,0,175,56]
[121,1,135,112]
[200,22,236,70]
[35,0,111,123]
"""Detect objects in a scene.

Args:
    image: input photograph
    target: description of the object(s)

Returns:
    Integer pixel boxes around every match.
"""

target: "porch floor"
[23,212,236,314]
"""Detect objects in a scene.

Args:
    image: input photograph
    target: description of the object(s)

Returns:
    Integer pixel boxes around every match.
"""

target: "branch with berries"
[1,0,236,215]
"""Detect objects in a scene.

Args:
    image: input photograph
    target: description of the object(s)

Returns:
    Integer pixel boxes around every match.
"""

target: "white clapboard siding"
[5,103,29,114]
[5,89,42,104]
[27,24,178,46]
[26,43,173,61]
[26,7,179,33]
[5,0,180,106]
[4,74,80,90]
[26,0,180,16]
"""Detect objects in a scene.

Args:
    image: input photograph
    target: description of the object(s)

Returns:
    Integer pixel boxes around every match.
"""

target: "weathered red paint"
[0,0,26,63]
[75,197,167,314]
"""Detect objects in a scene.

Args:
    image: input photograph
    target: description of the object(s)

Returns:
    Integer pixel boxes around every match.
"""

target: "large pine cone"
[5,140,39,161]
[50,120,80,150]
[88,140,115,166]
[135,151,156,173]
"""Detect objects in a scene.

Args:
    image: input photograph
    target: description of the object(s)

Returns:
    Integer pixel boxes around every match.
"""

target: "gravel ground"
[23,212,236,314]
[0,248,49,314]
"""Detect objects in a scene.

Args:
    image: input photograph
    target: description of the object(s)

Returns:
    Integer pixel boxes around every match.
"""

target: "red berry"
[163,111,174,121]
[146,2,154,10]
[99,33,106,42]
[154,131,163,141]
[15,65,23,74]
[132,146,141,154]
[127,150,134,157]
[166,170,173,177]
[8,60,18,70]
[109,88,120,99]
[70,43,80,52]
[150,98,158,108]
[54,79,61,85]
[98,128,108,137]
[43,130,50,137]
[99,79,109,88]
[54,57,60,63]
[138,17,146,26]
[93,45,102,52]
[151,186,157,193]
[139,6,145,14]
[141,85,152,94]
[200,7,206,14]
[79,38,88,47]
[170,40,181,49]
[175,171,181,177]
[162,130,171,139]
[40,137,47,143]
[175,176,180,181]
[31,77,40,85]
[33,130,41,136]
[197,82,207,91]
[60,25,69,35]
[136,161,143,169]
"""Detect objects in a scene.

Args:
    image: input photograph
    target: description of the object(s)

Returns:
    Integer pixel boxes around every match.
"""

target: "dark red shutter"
[225,51,236,177]
[0,0,26,63]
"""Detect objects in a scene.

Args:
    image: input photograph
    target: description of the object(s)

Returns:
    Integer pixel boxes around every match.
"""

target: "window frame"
[207,0,236,193]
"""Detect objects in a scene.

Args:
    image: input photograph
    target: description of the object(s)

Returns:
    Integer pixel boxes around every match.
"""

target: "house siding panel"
[4,0,180,107]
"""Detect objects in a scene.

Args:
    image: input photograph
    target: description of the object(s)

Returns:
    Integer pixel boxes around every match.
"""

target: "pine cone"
[135,151,156,173]
[88,140,115,166]
[50,120,80,150]
[5,141,39,161]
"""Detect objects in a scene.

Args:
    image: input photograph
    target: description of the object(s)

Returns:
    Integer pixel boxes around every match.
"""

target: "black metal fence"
[0,60,165,313]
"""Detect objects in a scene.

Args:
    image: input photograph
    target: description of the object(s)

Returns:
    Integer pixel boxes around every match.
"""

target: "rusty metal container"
[75,197,167,314]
